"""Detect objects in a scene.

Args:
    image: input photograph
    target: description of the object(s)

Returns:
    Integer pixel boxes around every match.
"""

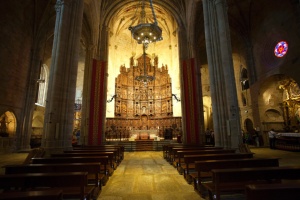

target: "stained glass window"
[274,41,288,57]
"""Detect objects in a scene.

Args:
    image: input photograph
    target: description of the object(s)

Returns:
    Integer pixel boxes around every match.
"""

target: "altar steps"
[136,140,154,151]
[106,140,175,151]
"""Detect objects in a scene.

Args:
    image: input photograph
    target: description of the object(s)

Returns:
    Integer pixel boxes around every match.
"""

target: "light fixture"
[129,0,163,83]
[172,94,181,102]
[107,94,117,103]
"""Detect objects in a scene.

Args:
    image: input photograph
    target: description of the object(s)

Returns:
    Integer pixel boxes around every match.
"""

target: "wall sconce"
[36,79,45,83]
[107,94,116,103]
[172,94,180,102]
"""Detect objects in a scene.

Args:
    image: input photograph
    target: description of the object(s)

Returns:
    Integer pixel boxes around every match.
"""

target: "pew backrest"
[163,144,220,160]
[74,145,124,160]
[193,158,279,186]
[212,166,300,183]
[245,183,300,200]
[0,172,92,200]
[204,166,300,200]
[52,152,115,169]
[169,146,223,161]
[0,190,63,200]
[5,162,102,187]
[183,153,254,176]
[64,149,120,164]
[175,149,236,167]
[31,156,109,176]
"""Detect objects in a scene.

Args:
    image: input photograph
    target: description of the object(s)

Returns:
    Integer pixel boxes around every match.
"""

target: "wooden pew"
[64,149,120,167]
[31,156,110,185]
[53,152,116,171]
[162,144,199,159]
[165,145,222,161]
[174,149,236,169]
[245,183,300,200]
[203,166,300,200]
[0,190,63,200]
[4,162,102,199]
[167,146,224,162]
[102,145,125,160]
[74,145,124,161]
[162,144,209,160]
[182,153,254,183]
[69,148,121,162]
[0,172,94,200]
[192,158,279,195]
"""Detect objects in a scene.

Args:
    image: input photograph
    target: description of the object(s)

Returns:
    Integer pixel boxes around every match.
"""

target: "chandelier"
[129,0,163,83]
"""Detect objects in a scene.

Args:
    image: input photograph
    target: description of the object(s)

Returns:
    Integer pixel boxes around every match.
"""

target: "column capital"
[55,0,63,12]
[55,0,74,10]
[213,0,225,5]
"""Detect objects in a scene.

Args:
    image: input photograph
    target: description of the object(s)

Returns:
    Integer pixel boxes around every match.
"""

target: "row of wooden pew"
[163,144,300,200]
[0,145,124,200]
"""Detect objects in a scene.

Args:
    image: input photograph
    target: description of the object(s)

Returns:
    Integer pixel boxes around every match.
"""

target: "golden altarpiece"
[105,55,182,140]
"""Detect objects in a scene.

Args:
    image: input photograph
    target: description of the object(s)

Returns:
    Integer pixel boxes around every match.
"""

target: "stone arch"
[244,118,254,133]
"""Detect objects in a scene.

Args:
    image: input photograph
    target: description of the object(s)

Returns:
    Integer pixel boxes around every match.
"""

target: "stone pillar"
[246,41,261,129]
[80,44,96,145]
[98,25,109,144]
[203,0,242,149]
[203,0,226,147]
[18,49,42,151]
[42,0,84,152]
[177,22,204,144]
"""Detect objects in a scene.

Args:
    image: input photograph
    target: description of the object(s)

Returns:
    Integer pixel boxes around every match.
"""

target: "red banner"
[89,59,106,145]
[182,58,201,144]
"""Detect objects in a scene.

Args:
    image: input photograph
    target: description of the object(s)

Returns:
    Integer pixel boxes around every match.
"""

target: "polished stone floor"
[1,147,300,200]
[98,151,201,200]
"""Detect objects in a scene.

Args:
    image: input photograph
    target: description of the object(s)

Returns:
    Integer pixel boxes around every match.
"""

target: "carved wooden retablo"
[106,55,182,139]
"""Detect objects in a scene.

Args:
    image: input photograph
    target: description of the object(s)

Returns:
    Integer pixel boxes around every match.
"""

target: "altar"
[129,130,159,140]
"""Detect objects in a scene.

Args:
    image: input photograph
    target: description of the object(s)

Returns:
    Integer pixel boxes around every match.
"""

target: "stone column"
[80,44,96,145]
[99,25,109,144]
[84,24,109,145]
[203,0,242,149]
[215,0,241,148]
[42,0,84,151]
[246,41,261,129]
[18,49,42,151]
[203,0,225,147]
[177,22,204,144]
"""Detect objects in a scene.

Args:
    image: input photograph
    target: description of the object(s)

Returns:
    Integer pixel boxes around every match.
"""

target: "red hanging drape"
[89,59,106,145]
[182,58,201,144]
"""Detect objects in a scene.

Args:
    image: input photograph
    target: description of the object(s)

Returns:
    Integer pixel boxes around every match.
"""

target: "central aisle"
[98,151,203,200]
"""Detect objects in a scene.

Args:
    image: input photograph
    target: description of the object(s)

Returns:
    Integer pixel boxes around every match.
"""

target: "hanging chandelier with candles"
[129,0,163,83]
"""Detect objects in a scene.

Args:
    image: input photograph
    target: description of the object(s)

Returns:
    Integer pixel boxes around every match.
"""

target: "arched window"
[36,64,49,106]
[240,68,249,90]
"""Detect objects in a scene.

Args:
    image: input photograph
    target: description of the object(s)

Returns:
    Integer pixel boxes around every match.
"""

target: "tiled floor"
[98,151,202,200]
[1,147,300,200]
